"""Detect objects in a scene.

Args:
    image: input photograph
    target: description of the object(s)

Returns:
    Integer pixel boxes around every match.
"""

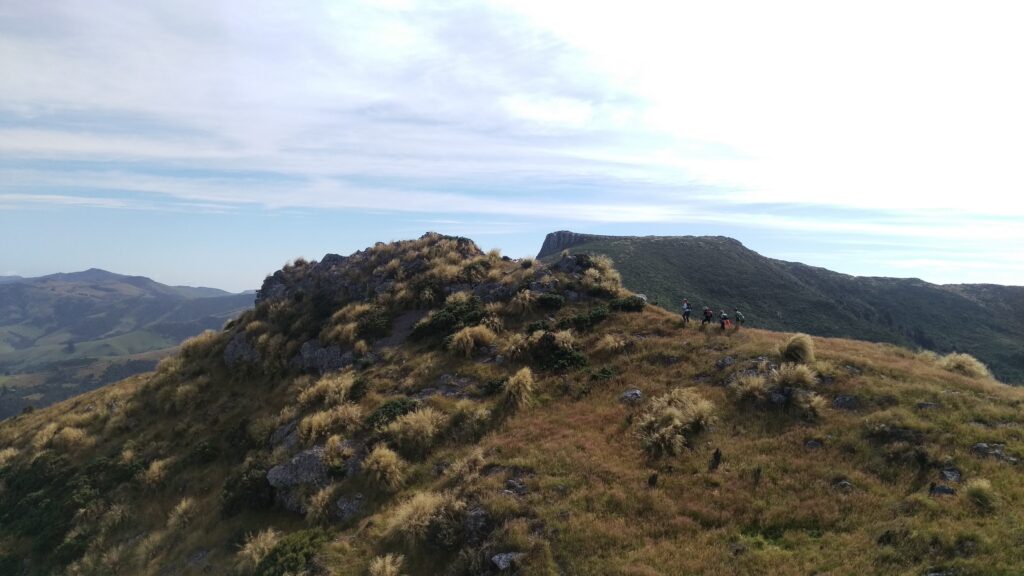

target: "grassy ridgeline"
[0,233,1021,575]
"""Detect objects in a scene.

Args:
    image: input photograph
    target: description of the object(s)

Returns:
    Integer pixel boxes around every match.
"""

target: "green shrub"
[221,461,274,516]
[365,397,420,431]
[939,353,991,378]
[349,376,371,402]
[781,333,815,364]
[636,388,715,458]
[411,295,485,339]
[254,529,327,576]
[536,293,565,311]
[558,305,609,332]
[357,305,392,340]
[532,332,588,371]
[610,296,646,312]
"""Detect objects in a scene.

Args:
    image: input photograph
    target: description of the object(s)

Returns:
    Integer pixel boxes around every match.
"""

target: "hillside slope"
[537,231,1024,384]
[1,234,1022,576]
[0,269,251,418]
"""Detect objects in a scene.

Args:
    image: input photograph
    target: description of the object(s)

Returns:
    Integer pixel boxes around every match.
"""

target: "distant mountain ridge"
[0,269,252,418]
[538,231,1024,383]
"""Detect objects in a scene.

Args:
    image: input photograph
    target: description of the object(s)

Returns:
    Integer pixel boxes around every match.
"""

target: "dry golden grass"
[449,325,497,358]
[939,352,991,378]
[236,528,280,573]
[505,290,536,316]
[363,444,407,491]
[0,446,19,466]
[387,407,448,455]
[166,497,197,530]
[383,491,451,545]
[781,333,815,363]
[298,373,354,408]
[503,367,535,411]
[727,374,769,403]
[964,478,997,513]
[771,363,818,388]
[138,457,173,488]
[635,388,715,457]
[368,553,406,576]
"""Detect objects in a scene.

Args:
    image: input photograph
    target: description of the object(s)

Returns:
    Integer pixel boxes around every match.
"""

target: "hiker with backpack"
[701,306,713,327]
[682,299,692,325]
[733,308,746,329]
[720,309,731,330]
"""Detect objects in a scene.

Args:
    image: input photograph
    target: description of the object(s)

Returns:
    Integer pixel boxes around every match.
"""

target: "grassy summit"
[1,233,1022,575]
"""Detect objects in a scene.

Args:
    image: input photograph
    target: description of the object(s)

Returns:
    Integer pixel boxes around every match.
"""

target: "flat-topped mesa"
[536,231,610,259]
[254,233,483,306]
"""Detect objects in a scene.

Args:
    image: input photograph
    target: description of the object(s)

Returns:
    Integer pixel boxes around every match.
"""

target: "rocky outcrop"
[223,333,260,367]
[292,339,353,374]
[536,231,609,259]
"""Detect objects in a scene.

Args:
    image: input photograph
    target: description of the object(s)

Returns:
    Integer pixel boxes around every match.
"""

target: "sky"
[1,0,1022,292]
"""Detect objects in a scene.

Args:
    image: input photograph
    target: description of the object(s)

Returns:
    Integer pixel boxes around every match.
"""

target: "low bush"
[365,398,420,431]
[254,529,327,576]
[411,294,485,339]
[781,333,815,363]
[636,388,715,458]
[505,290,536,316]
[536,293,565,310]
[532,331,588,371]
[363,444,407,491]
[221,460,274,516]
[610,295,646,312]
[557,305,609,332]
[939,353,991,378]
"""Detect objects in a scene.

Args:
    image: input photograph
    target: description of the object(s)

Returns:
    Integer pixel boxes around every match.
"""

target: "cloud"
[1,0,1022,284]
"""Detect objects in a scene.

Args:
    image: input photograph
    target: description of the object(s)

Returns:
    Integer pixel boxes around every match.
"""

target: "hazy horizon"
[3,1,1022,291]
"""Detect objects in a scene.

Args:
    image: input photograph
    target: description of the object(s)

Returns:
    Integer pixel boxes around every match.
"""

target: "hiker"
[733,308,745,329]
[682,299,692,325]
[701,306,713,326]
[720,309,730,330]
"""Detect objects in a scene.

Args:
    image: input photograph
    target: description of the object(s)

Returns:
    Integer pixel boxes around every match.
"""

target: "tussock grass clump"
[306,484,339,524]
[179,329,219,360]
[369,553,406,576]
[791,390,828,421]
[237,528,282,573]
[299,407,358,444]
[965,478,998,513]
[298,373,353,408]
[500,333,529,361]
[781,333,815,364]
[594,334,628,356]
[505,290,536,316]
[138,457,173,488]
[450,325,497,358]
[771,363,818,388]
[31,422,59,450]
[636,388,715,458]
[167,496,197,530]
[939,353,991,378]
[384,491,452,545]
[0,447,19,467]
[363,444,407,491]
[503,367,536,411]
[385,407,448,458]
[51,426,95,451]
[728,374,770,404]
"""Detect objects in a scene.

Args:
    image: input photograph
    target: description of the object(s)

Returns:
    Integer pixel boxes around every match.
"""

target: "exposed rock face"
[536,230,608,259]
[292,339,353,374]
[491,552,526,571]
[267,447,328,490]
[223,333,260,367]
[619,389,643,405]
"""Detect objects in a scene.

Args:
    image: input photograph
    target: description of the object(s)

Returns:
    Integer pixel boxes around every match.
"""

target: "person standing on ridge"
[701,306,712,327]
[720,309,730,330]
[682,299,692,326]
[733,308,746,329]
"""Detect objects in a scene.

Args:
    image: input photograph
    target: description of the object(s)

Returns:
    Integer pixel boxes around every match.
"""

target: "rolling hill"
[537,231,1024,384]
[0,269,252,418]
[1,233,1022,575]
